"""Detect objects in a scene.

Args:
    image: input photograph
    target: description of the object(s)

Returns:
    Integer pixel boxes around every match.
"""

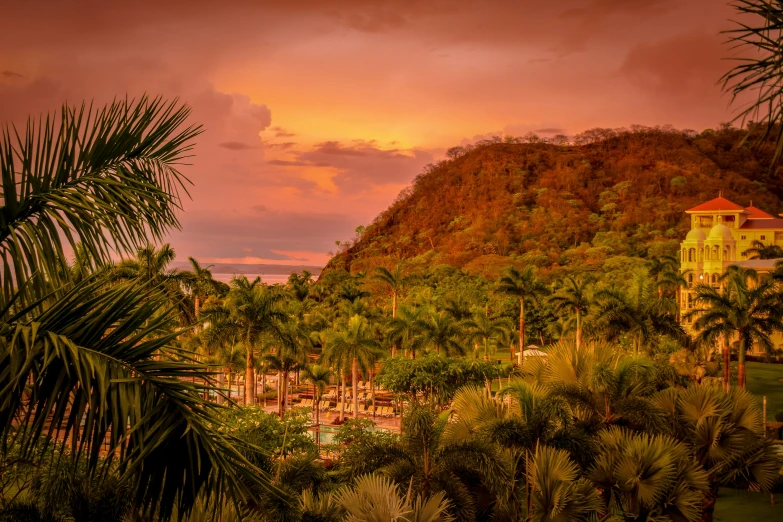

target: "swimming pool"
[307,424,390,445]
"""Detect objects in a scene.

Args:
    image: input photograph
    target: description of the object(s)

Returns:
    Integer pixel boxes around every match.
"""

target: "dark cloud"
[1,70,23,79]
[267,141,297,150]
[534,127,566,134]
[620,32,726,101]
[295,140,434,193]
[168,208,358,260]
[267,159,331,167]
[219,141,258,150]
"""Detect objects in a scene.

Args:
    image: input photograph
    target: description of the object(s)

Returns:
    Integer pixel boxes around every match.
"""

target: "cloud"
[296,140,434,193]
[270,126,296,138]
[620,32,727,102]
[219,141,258,150]
[168,208,358,265]
[267,141,297,150]
[267,159,331,167]
[1,70,23,79]
[534,127,566,134]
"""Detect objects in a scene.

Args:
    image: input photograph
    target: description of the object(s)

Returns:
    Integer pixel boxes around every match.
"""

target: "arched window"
[687,273,694,287]
[687,293,693,309]
[711,273,718,284]
[688,248,695,262]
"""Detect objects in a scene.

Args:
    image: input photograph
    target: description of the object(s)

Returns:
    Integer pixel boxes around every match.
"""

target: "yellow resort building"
[679,195,783,354]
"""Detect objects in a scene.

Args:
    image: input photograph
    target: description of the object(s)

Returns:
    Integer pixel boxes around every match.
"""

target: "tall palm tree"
[287,270,314,302]
[302,364,331,429]
[741,239,783,260]
[465,308,512,360]
[0,97,277,519]
[497,266,549,365]
[419,311,467,356]
[549,275,592,350]
[263,319,311,416]
[687,266,782,388]
[372,263,412,356]
[386,305,426,359]
[330,315,383,419]
[203,277,288,405]
[184,256,225,319]
[591,273,685,355]
[113,243,195,325]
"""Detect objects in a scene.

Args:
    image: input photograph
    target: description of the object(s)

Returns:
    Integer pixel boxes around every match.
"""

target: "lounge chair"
[357,404,366,414]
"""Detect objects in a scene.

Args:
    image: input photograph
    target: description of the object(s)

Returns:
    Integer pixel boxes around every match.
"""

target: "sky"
[0,0,746,267]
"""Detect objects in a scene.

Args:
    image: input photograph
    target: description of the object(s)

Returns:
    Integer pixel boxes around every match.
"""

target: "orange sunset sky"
[1,0,744,267]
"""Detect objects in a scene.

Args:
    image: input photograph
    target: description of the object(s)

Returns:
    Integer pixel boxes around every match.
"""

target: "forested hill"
[326,125,783,278]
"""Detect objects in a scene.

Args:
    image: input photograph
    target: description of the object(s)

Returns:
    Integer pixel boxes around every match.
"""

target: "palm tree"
[335,474,454,522]
[465,308,512,360]
[722,1,783,166]
[330,315,383,419]
[263,319,311,416]
[647,255,684,297]
[302,364,331,430]
[537,342,667,433]
[742,239,783,259]
[653,385,781,522]
[378,403,506,520]
[113,243,195,325]
[372,263,412,356]
[688,266,782,388]
[203,277,288,405]
[386,305,426,358]
[591,273,685,355]
[549,275,592,350]
[288,270,314,302]
[529,446,603,522]
[588,427,708,521]
[419,311,467,356]
[0,97,276,519]
[497,266,549,365]
[184,256,225,319]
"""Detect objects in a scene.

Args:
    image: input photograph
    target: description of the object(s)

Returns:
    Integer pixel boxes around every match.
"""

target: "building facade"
[679,195,783,351]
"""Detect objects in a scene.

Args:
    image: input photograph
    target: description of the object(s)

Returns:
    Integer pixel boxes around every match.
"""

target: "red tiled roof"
[685,197,748,213]
[745,205,775,219]
[739,218,783,230]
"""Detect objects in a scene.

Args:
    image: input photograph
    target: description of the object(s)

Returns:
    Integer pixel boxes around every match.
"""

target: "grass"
[713,488,782,521]
[739,362,783,422]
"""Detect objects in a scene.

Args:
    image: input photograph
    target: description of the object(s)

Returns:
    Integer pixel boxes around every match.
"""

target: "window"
[741,235,746,240]
[761,235,766,240]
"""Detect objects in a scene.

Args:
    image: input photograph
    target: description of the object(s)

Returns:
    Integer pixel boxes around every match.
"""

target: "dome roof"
[708,224,734,240]
[685,228,706,241]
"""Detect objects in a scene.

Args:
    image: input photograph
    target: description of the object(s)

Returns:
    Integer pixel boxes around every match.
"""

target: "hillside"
[326,125,783,278]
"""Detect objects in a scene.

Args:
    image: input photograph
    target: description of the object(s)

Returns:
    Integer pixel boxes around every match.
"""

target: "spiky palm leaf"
[529,446,603,522]
[0,98,283,519]
[0,97,198,311]
[0,277,281,519]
